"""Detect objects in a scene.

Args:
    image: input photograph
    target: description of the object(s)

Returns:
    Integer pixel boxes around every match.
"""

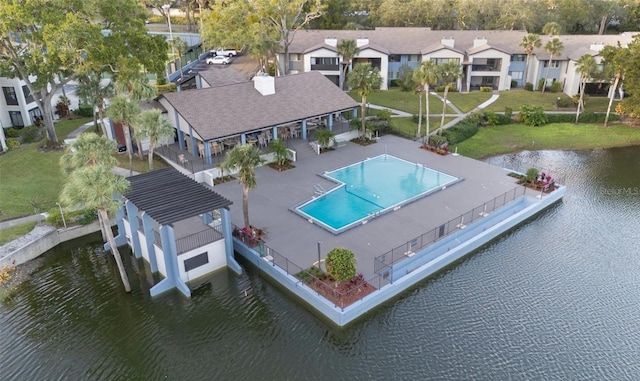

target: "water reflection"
[2,148,640,380]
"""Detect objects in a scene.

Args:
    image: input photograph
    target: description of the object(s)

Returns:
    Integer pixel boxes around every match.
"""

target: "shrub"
[519,104,548,126]
[547,114,575,123]
[525,168,539,183]
[511,80,518,88]
[504,107,513,118]
[6,138,20,150]
[524,82,534,91]
[556,96,573,108]
[538,78,547,91]
[4,127,20,138]
[76,104,94,117]
[55,101,69,117]
[155,83,177,94]
[549,81,563,93]
[375,108,392,122]
[480,86,493,92]
[325,248,357,283]
[397,64,415,92]
[20,126,39,143]
[435,83,458,93]
[428,134,448,147]
[442,121,478,144]
[578,111,598,123]
[482,112,499,126]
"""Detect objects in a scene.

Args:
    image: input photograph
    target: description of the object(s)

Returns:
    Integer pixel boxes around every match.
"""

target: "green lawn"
[441,91,493,113]
[455,122,640,159]
[349,88,456,115]
[484,89,573,112]
[0,222,37,246]
[0,117,166,220]
[391,117,454,138]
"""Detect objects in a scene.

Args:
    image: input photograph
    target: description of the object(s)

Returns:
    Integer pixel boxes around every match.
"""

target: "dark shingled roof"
[125,167,232,226]
[160,71,359,141]
[198,66,249,87]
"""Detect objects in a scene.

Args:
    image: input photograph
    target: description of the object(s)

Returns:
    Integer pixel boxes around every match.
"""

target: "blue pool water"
[296,154,459,233]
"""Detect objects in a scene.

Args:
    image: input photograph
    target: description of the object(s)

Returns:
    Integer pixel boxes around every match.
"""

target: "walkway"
[369,90,501,134]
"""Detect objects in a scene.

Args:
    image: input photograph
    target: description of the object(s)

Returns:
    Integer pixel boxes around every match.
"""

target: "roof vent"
[441,37,455,48]
[356,37,369,47]
[473,37,487,48]
[324,37,337,47]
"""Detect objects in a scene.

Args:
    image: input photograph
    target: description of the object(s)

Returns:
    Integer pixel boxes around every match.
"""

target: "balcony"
[311,63,339,71]
[471,64,501,72]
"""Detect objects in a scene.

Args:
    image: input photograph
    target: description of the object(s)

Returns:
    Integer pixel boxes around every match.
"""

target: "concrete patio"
[210,134,528,281]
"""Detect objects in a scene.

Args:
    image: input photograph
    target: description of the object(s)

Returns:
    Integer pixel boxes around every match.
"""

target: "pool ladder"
[314,184,326,196]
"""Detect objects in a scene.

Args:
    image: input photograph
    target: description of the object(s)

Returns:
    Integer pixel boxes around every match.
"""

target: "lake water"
[2,147,640,380]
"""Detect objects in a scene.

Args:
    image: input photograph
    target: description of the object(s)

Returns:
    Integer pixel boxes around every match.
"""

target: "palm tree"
[61,166,131,292]
[59,134,131,293]
[60,132,118,175]
[133,109,175,170]
[106,96,141,176]
[170,37,188,80]
[519,33,541,88]
[336,39,360,91]
[542,37,564,94]
[413,60,439,139]
[542,22,561,36]
[436,61,463,135]
[574,54,598,123]
[601,45,628,127]
[314,128,337,151]
[222,144,265,229]
[347,62,383,139]
[75,71,114,136]
[267,138,291,167]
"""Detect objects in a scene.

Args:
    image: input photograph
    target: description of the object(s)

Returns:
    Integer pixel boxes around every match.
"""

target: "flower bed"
[296,267,376,308]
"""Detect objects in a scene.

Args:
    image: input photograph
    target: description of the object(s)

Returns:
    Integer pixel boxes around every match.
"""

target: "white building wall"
[138,231,150,261]
[0,76,37,128]
[564,60,581,96]
[178,240,227,283]
[155,245,167,277]
[468,49,511,91]
[355,48,389,90]
[303,47,339,74]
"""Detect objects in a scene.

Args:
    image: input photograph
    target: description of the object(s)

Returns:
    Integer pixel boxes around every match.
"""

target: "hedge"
[442,120,478,144]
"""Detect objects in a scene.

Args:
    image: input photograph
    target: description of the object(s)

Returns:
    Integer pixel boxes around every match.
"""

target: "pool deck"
[211,134,527,281]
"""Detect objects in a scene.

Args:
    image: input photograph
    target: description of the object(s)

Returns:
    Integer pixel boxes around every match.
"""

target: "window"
[9,111,24,127]
[511,54,526,62]
[311,57,338,65]
[184,252,209,272]
[407,54,420,62]
[22,85,34,103]
[389,71,399,80]
[510,72,523,80]
[544,60,560,68]
[28,107,43,125]
[289,53,300,61]
[3,87,18,106]
[389,54,400,63]
[432,58,460,65]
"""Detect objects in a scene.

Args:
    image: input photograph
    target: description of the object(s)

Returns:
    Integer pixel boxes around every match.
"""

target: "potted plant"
[314,129,337,153]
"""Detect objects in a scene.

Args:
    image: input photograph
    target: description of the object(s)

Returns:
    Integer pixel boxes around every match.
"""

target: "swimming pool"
[295,154,459,234]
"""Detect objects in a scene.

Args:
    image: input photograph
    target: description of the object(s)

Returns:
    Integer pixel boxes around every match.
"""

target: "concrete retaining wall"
[233,186,565,327]
[0,222,105,267]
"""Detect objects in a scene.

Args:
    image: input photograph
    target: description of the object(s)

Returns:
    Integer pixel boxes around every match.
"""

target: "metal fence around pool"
[373,186,527,285]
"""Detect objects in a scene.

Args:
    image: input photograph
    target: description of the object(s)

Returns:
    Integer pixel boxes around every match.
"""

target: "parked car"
[211,48,238,57]
[206,56,230,65]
